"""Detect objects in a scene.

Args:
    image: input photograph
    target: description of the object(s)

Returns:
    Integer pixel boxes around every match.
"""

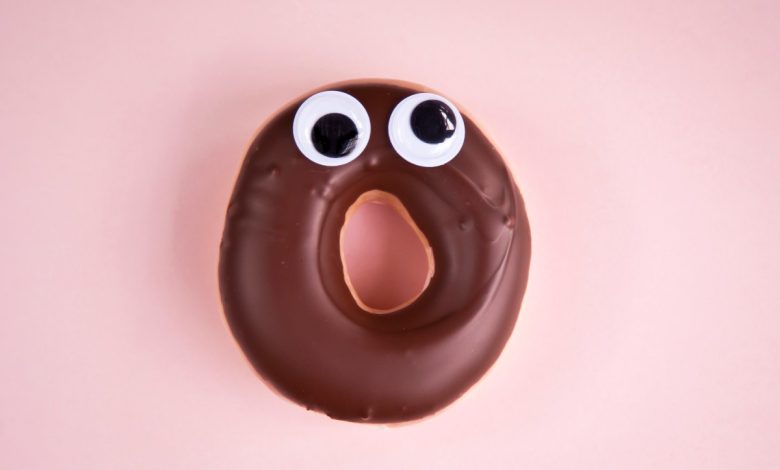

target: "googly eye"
[388,92,465,167]
[293,91,371,166]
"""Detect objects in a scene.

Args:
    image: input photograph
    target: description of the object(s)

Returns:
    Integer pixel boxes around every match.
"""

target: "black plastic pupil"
[410,100,456,144]
[311,113,358,157]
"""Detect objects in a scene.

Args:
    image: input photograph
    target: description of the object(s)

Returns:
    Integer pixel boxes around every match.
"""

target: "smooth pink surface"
[342,200,431,312]
[2,1,779,468]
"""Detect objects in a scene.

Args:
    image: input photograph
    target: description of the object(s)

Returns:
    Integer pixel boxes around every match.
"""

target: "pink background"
[2,0,779,468]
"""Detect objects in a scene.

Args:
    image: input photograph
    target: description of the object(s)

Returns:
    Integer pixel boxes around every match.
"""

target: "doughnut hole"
[340,190,434,314]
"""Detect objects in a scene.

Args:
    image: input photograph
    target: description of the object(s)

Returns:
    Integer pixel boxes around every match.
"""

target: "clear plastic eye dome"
[293,91,371,167]
[388,92,465,167]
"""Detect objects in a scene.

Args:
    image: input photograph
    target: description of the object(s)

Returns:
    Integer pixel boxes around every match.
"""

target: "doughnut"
[219,80,531,423]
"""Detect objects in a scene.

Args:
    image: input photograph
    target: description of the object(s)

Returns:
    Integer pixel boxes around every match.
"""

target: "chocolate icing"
[219,80,531,423]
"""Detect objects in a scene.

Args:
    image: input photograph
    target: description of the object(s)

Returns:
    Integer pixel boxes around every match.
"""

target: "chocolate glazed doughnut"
[219,80,531,423]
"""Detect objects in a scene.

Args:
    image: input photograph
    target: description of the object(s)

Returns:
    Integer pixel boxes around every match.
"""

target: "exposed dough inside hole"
[340,190,435,314]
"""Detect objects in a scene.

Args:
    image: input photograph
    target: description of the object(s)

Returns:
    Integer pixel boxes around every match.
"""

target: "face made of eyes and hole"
[236,81,521,324]
[287,82,516,312]
[289,87,469,313]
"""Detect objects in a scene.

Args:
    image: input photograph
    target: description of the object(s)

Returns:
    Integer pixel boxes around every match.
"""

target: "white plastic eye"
[293,91,371,166]
[388,92,465,167]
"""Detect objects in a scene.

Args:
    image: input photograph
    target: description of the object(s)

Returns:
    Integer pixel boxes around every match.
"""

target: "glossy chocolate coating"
[219,81,531,423]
